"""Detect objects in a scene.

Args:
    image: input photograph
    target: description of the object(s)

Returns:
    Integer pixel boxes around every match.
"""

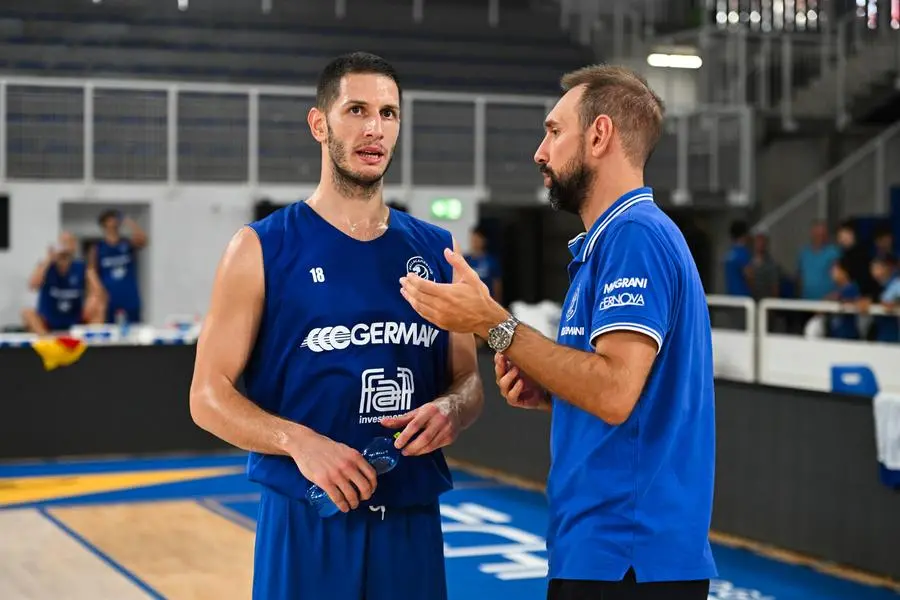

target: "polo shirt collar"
[567,187,654,263]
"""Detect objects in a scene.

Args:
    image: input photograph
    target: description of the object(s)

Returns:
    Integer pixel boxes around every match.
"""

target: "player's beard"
[542,143,594,216]
[327,123,394,201]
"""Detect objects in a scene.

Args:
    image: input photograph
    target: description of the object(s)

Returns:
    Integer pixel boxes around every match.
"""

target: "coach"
[399,64,716,600]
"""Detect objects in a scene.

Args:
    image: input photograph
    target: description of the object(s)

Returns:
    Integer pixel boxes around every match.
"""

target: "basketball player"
[22,231,106,334]
[189,52,483,600]
[400,65,716,599]
[90,209,147,324]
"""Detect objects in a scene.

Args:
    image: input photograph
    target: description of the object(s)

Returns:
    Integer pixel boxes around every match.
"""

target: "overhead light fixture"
[647,53,703,69]
[178,0,188,10]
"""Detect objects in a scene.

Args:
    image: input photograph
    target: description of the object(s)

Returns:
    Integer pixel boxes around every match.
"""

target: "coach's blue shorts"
[252,486,448,600]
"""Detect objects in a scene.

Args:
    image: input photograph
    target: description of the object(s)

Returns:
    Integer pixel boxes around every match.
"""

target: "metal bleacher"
[0,0,591,95]
[0,0,754,206]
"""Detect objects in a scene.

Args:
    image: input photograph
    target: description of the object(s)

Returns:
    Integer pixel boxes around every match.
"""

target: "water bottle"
[115,309,129,341]
[306,433,402,518]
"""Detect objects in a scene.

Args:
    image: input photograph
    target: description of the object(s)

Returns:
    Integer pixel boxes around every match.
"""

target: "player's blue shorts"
[252,486,448,600]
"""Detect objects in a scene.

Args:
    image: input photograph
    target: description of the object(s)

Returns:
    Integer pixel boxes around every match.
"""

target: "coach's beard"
[542,154,594,216]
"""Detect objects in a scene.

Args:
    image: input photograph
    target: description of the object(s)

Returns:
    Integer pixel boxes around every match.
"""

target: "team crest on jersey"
[565,284,580,321]
[406,256,434,281]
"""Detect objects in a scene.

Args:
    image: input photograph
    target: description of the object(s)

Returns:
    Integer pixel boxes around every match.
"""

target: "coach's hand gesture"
[494,353,551,412]
[400,248,507,336]
[290,432,377,513]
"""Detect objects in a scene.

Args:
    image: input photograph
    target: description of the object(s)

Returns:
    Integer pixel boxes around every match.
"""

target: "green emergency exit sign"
[430,197,463,220]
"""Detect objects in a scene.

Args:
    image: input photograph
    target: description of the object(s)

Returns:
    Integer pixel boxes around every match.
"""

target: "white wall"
[0,183,482,328]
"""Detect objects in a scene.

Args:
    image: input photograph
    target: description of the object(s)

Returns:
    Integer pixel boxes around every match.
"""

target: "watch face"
[489,328,509,351]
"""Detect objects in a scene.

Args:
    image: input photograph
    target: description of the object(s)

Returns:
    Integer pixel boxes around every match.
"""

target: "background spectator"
[864,254,900,343]
[464,225,502,304]
[797,220,841,300]
[827,258,861,340]
[21,231,106,335]
[725,220,752,296]
[88,210,147,325]
[748,232,780,300]
[873,225,895,260]
[836,220,877,298]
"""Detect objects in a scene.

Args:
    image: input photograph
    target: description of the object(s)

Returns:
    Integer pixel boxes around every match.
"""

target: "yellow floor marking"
[0,467,242,507]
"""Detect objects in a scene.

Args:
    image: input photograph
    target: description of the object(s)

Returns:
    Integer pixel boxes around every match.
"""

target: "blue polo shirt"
[548,187,717,583]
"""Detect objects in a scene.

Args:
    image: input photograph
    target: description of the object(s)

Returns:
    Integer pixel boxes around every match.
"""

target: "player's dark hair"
[97,209,118,226]
[316,52,402,112]
[729,220,749,241]
[834,257,852,275]
[559,64,665,169]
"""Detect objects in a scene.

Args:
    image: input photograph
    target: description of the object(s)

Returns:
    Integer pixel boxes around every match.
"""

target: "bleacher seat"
[0,0,593,94]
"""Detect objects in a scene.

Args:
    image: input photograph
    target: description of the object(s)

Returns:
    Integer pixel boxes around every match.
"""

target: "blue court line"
[37,507,166,600]
[196,498,256,533]
[10,454,900,598]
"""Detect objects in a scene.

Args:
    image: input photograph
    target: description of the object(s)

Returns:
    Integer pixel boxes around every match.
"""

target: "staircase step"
[789,37,899,118]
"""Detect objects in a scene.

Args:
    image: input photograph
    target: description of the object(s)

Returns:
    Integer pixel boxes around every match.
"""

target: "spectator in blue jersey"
[863,254,900,342]
[401,64,715,599]
[724,220,751,296]
[463,225,502,303]
[189,52,482,600]
[89,209,147,325]
[826,258,861,340]
[796,220,841,300]
[22,231,106,335]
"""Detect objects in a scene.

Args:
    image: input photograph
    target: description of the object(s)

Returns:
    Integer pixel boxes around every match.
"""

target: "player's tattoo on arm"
[433,368,483,431]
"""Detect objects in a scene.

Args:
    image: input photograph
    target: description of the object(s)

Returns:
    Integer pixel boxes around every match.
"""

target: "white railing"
[0,75,754,204]
[707,294,757,383]
[757,298,900,394]
[2,296,897,394]
[708,295,900,394]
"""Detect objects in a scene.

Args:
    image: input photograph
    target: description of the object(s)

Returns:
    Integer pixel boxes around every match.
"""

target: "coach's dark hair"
[560,64,665,169]
[316,52,401,112]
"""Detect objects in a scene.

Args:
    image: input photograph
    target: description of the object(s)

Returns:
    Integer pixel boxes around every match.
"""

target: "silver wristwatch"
[487,315,519,353]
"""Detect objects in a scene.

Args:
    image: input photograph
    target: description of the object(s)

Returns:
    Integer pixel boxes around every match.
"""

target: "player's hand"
[494,353,550,411]
[381,400,461,456]
[289,431,377,513]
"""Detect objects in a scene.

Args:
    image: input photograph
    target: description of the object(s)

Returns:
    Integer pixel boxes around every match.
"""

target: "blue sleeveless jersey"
[96,239,140,314]
[243,201,455,507]
[37,260,86,330]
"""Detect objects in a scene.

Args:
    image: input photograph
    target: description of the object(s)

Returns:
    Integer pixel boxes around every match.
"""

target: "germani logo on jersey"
[300,322,440,352]
[560,326,584,336]
[603,277,648,295]
[406,256,434,281]
[597,293,645,311]
[359,367,414,423]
